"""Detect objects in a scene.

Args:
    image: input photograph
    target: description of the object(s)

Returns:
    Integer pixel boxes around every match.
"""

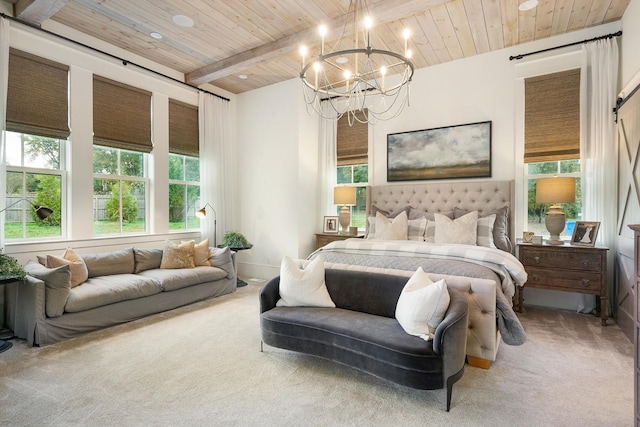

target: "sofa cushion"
[138,266,227,292]
[133,248,163,273]
[46,247,89,288]
[24,260,71,318]
[181,238,209,266]
[395,267,450,341]
[276,256,335,308]
[82,248,135,277]
[64,273,163,313]
[161,240,195,269]
[208,247,234,277]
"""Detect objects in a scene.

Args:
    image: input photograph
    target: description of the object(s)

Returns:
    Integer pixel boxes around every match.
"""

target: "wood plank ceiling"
[9,0,631,94]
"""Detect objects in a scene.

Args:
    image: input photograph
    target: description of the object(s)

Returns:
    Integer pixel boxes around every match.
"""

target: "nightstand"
[517,242,608,325]
[315,233,363,250]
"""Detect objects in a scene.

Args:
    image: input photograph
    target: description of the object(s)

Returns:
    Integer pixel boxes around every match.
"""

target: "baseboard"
[237,261,278,281]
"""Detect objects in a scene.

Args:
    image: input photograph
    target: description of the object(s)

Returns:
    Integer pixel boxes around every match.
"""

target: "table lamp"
[334,186,356,234]
[536,177,576,245]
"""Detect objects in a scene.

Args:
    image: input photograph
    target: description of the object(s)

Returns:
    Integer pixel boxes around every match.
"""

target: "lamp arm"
[202,202,217,218]
[0,198,38,213]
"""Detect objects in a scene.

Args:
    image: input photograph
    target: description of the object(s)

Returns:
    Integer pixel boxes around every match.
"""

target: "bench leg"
[445,367,465,412]
[260,340,263,352]
[466,355,491,369]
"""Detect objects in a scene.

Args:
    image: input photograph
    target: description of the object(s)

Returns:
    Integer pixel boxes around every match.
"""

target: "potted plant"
[0,253,26,281]
[220,231,253,249]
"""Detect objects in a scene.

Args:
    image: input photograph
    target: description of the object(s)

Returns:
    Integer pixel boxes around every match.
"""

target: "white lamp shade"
[334,186,356,206]
[536,177,576,204]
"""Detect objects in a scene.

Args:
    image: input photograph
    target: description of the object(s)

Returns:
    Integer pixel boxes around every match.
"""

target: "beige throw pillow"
[46,247,89,288]
[434,211,478,245]
[375,210,408,240]
[182,238,210,266]
[161,240,195,269]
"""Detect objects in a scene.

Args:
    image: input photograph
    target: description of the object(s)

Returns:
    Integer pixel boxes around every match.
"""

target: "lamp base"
[338,206,351,234]
[545,211,566,246]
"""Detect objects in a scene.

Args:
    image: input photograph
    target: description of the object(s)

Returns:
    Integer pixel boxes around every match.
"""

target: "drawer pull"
[582,260,590,267]
[532,274,541,282]
[582,279,590,287]
[533,256,541,265]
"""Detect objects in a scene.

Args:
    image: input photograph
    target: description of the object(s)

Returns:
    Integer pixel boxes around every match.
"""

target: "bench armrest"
[433,288,469,379]
[259,276,281,314]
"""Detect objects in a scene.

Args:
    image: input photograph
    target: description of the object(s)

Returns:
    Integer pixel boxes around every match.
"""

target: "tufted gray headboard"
[366,180,515,241]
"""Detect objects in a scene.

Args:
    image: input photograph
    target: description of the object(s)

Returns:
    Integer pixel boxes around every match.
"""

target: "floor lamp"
[196,203,217,247]
[0,199,53,353]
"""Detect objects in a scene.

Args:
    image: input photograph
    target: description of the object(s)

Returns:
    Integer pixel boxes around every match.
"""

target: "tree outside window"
[93,146,147,235]
[169,154,200,230]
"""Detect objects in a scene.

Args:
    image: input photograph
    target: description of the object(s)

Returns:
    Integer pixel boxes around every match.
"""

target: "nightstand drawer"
[526,267,602,293]
[520,248,602,272]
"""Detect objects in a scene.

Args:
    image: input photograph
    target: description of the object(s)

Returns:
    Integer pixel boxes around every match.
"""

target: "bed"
[307,180,527,368]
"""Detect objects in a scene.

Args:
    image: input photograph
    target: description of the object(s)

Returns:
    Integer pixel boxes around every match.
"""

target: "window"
[4,132,65,239]
[4,50,69,241]
[168,99,199,230]
[169,154,200,230]
[93,146,147,235]
[337,111,368,229]
[524,69,581,238]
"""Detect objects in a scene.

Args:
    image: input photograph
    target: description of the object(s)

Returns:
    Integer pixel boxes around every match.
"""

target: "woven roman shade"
[524,69,580,163]
[93,75,152,152]
[6,48,69,139]
[169,99,199,157]
[337,110,368,166]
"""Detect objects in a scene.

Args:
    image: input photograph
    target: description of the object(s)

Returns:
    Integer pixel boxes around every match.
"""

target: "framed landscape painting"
[387,121,492,181]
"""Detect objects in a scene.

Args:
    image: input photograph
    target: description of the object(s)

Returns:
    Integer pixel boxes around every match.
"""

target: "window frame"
[168,153,201,231]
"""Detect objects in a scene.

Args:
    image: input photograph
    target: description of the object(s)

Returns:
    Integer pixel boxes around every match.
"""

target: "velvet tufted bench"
[259,269,469,411]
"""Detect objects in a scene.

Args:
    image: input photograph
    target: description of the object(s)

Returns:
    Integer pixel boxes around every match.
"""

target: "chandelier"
[299,0,415,125]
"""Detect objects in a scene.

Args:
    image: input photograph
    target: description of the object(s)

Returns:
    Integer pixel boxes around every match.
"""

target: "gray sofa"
[260,269,469,411]
[6,246,237,346]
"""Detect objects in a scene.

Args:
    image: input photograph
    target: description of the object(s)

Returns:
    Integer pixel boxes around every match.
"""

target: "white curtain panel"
[199,92,232,247]
[580,37,619,313]
[0,18,10,252]
[318,101,338,222]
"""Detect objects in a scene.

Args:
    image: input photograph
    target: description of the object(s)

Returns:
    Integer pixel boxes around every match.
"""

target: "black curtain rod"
[0,13,230,102]
[509,30,622,61]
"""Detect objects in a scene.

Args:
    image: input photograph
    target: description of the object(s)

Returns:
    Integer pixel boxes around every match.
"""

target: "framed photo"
[570,221,600,247]
[323,216,339,234]
[387,121,491,181]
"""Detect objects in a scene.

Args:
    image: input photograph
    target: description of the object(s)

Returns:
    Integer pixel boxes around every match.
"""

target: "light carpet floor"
[0,279,634,427]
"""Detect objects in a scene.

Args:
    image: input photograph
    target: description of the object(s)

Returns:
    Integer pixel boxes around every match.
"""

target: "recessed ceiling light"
[519,0,539,11]
[172,14,194,27]
[150,32,163,40]
[239,74,248,80]
[336,57,348,64]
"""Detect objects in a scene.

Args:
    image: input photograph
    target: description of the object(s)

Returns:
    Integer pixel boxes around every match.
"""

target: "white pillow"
[375,210,408,240]
[434,211,478,245]
[276,256,335,307]
[395,267,451,341]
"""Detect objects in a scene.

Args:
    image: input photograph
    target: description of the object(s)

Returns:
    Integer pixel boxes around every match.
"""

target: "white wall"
[621,0,640,89]
[235,19,635,316]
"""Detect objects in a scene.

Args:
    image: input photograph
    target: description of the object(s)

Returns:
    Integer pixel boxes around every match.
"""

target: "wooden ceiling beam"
[186,0,452,86]
[15,0,68,25]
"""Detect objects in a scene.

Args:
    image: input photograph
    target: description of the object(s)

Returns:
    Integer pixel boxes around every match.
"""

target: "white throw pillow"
[395,267,451,341]
[434,211,478,245]
[375,210,408,240]
[276,256,335,307]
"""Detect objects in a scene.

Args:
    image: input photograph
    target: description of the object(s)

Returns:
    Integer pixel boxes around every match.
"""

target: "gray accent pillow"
[208,246,234,278]
[82,248,135,277]
[133,248,163,273]
[454,206,512,253]
[24,259,71,318]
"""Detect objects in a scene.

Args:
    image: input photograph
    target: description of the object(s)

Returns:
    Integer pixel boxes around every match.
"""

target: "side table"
[517,242,608,325]
[0,277,19,353]
[315,233,364,250]
[226,246,252,287]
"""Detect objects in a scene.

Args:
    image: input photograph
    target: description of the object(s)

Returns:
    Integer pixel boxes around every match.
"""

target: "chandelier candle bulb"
[319,25,326,55]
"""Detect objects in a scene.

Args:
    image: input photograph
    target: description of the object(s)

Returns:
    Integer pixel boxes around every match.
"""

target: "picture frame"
[570,221,600,247]
[323,216,339,234]
[387,121,491,181]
